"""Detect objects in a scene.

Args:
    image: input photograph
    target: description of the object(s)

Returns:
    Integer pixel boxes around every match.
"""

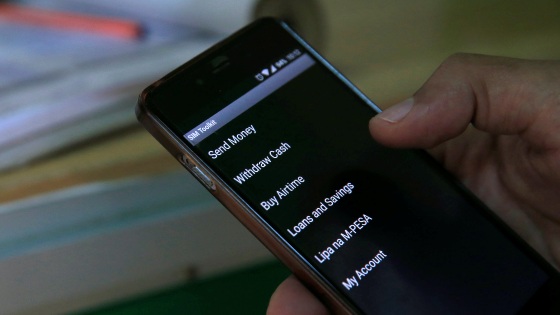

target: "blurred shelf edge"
[0,171,272,315]
[0,126,182,204]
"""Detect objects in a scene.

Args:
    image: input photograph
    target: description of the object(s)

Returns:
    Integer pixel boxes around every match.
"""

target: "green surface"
[73,260,291,315]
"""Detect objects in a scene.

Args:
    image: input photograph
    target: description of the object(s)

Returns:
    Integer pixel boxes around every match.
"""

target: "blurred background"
[0,0,559,314]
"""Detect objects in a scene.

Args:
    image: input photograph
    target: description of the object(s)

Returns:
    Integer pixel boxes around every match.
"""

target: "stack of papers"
[0,1,224,171]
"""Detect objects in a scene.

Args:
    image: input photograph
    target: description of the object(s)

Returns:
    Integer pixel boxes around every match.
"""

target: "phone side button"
[190,165,217,191]
[178,156,216,191]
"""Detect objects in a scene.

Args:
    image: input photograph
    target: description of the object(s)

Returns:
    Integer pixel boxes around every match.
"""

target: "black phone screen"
[146,21,553,314]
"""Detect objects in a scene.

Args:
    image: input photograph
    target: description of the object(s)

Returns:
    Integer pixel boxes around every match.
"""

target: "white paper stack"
[0,1,225,171]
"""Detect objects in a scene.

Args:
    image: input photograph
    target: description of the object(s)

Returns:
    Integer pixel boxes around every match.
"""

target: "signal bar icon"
[256,64,279,82]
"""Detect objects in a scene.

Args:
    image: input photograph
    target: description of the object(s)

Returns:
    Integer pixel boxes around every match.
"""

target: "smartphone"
[136,18,560,314]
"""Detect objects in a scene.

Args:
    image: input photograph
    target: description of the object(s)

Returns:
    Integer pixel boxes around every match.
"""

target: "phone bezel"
[136,18,560,314]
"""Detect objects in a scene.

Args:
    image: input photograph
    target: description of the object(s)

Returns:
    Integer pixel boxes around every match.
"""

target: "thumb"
[369,53,560,149]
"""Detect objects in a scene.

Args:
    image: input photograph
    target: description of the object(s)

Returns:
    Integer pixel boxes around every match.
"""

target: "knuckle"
[425,53,484,89]
[441,53,474,69]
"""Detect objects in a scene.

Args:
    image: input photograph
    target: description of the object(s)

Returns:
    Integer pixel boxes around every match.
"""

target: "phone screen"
[146,22,551,314]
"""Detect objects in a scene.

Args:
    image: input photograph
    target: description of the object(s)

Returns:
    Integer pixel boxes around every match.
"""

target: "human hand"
[267,53,560,315]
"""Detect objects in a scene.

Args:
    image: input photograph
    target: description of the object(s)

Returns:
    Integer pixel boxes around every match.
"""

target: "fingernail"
[376,98,414,123]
